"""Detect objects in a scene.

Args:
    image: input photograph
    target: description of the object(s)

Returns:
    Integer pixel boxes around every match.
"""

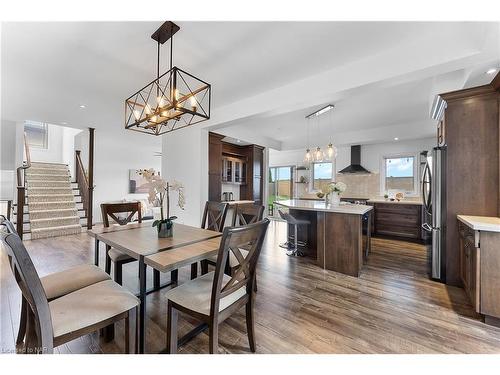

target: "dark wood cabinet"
[459,222,479,312]
[439,74,500,286]
[208,132,264,204]
[208,133,224,202]
[372,203,422,240]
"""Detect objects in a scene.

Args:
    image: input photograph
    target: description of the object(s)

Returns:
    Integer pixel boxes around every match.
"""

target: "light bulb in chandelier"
[326,143,338,159]
[304,148,312,162]
[157,95,167,108]
[190,95,197,111]
[314,147,324,162]
[145,104,152,115]
[133,110,141,121]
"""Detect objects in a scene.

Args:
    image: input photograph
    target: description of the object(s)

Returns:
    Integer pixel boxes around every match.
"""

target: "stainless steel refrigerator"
[421,147,446,282]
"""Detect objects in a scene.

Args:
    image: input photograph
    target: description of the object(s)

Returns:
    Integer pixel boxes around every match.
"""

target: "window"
[312,162,332,191]
[382,155,416,195]
[25,121,48,149]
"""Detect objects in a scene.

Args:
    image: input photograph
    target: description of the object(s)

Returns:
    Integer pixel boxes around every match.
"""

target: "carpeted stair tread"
[25,174,71,181]
[29,208,79,220]
[30,224,82,239]
[27,180,75,188]
[27,194,75,203]
[27,187,73,195]
[30,216,80,229]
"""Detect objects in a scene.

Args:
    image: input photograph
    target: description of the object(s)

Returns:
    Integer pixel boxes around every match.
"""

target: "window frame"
[380,152,419,197]
[311,161,334,191]
[25,121,49,150]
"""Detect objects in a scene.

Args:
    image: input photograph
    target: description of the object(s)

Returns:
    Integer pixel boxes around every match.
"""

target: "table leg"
[139,256,147,354]
[153,269,160,289]
[366,214,372,259]
[94,238,100,266]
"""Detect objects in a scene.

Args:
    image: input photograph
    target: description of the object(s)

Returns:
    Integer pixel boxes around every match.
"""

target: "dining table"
[88,222,223,353]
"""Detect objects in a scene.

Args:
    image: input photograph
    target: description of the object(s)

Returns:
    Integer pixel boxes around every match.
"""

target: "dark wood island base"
[278,200,373,277]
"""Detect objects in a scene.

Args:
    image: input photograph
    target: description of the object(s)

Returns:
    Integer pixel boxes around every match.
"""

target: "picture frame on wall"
[128,169,149,194]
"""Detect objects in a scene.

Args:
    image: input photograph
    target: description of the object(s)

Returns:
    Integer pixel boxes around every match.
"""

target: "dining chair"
[0,215,112,347]
[201,204,264,276]
[192,201,229,279]
[101,202,144,285]
[0,218,139,354]
[166,218,270,354]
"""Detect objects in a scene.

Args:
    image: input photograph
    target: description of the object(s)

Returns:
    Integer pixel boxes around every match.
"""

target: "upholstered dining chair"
[191,201,229,279]
[0,216,112,347]
[0,218,139,354]
[166,218,270,354]
[201,204,264,276]
[101,202,144,285]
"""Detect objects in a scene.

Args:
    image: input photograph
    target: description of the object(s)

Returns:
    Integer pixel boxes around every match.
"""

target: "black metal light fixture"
[125,21,211,136]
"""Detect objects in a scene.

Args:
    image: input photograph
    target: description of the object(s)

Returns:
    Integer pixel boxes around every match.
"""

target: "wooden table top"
[145,237,221,272]
[89,223,222,259]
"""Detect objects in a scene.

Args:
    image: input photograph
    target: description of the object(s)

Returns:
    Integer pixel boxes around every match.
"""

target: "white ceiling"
[2,22,500,148]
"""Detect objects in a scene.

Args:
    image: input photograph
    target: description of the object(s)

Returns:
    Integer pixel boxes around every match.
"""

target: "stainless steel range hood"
[338,145,371,174]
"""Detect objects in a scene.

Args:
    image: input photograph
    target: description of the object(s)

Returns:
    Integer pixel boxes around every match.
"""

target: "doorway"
[268,166,294,216]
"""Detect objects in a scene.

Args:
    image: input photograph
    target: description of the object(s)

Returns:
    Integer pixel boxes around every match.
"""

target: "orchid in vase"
[318,181,347,206]
[137,169,185,237]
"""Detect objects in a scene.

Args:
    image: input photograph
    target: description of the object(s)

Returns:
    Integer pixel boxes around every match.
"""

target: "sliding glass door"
[268,166,294,215]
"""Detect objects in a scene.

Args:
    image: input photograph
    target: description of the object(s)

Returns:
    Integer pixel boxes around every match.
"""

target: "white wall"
[75,128,162,223]
[1,120,17,200]
[61,127,83,178]
[29,123,64,163]
[162,127,209,227]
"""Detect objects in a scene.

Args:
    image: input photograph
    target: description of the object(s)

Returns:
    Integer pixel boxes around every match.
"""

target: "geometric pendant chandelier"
[125,21,211,136]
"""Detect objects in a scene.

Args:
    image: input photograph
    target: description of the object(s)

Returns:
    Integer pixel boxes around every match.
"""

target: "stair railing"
[75,127,95,229]
[16,132,31,237]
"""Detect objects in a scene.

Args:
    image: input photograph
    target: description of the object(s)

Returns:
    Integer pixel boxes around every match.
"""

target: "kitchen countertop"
[367,198,423,205]
[457,215,500,233]
[275,199,373,215]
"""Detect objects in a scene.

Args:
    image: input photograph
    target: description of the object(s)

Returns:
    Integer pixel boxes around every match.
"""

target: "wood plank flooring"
[2,220,500,354]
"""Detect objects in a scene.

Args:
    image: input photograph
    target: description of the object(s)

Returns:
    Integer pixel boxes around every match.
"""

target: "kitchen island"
[275,199,373,277]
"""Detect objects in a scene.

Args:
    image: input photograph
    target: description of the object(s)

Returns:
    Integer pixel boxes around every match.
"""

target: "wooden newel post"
[16,187,25,238]
[87,128,95,230]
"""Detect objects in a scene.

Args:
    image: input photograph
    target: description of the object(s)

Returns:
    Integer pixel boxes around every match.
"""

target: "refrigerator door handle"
[422,223,433,232]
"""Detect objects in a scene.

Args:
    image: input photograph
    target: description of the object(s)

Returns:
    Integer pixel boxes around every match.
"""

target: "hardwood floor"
[2,220,500,354]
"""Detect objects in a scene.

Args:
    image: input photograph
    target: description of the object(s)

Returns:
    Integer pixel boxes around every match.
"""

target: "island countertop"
[457,215,500,233]
[274,199,373,215]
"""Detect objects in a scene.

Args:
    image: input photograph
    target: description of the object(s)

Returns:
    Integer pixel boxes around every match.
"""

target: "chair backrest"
[201,201,229,232]
[100,202,142,228]
[232,204,264,227]
[278,209,298,225]
[0,217,53,352]
[210,218,270,316]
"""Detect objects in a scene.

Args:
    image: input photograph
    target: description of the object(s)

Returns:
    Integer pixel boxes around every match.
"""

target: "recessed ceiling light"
[486,68,497,75]
[61,122,68,125]
[394,137,399,141]
[79,105,86,109]
[236,139,242,143]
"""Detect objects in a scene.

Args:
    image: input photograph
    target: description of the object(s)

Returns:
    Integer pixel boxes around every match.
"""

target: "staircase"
[13,162,87,240]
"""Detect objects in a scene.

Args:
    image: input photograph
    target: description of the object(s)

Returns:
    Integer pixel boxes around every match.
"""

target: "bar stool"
[278,209,310,257]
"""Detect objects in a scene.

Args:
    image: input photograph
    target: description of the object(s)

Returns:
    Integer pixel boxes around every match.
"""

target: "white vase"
[331,194,341,206]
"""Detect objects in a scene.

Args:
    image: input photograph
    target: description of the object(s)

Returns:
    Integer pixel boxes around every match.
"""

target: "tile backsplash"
[335,172,382,198]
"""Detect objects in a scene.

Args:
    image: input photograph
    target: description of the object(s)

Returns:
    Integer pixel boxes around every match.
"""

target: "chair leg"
[16,296,28,345]
[246,296,256,352]
[208,321,219,354]
[153,269,160,289]
[105,245,111,274]
[190,262,198,280]
[200,259,208,275]
[166,302,178,354]
[24,307,37,354]
[125,307,137,354]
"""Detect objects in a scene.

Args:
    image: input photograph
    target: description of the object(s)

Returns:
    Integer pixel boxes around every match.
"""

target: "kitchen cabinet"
[458,222,480,311]
[457,216,500,327]
[221,157,246,184]
[371,202,422,240]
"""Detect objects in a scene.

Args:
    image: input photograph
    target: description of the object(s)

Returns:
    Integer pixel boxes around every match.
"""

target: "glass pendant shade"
[326,143,338,160]
[304,148,312,163]
[314,147,324,162]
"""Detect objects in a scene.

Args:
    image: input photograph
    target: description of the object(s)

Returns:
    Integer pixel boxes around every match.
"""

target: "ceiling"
[2,22,500,148]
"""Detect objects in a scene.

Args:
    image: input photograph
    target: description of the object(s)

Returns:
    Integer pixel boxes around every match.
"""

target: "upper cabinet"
[222,156,247,184]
